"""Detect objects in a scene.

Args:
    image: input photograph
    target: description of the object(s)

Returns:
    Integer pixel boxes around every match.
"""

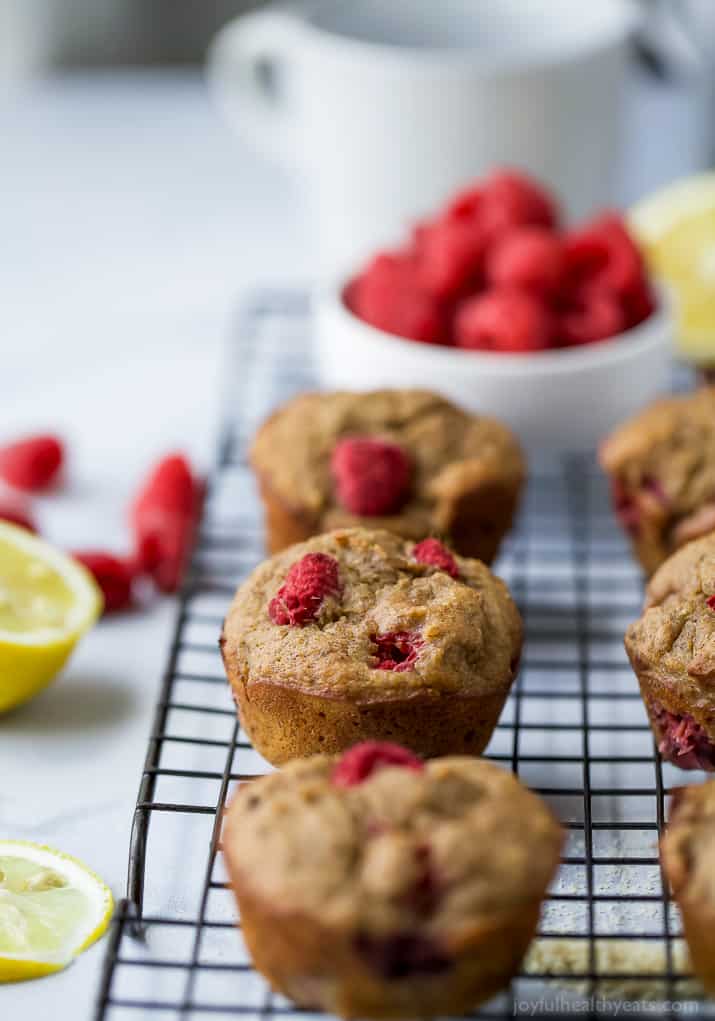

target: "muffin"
[223,743,563,1019]
[661,780,715,995]
[600,387,715,575]
[625,533,715,771]
[250,389,525,563]
[220,527,522,765]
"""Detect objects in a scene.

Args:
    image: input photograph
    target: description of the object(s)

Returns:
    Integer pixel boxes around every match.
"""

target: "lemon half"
[630,172,715,360]
[0,522,103,712]
[0,841,114,981]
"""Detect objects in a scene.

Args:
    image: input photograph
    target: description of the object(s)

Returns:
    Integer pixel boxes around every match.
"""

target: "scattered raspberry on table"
[72,551,136,614]
[0,489,36,533]
[130,453,203,594]
[0,435,64,491]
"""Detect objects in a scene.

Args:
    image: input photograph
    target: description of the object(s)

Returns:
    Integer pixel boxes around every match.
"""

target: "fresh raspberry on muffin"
[601,387,715,575]
[250,389,525,563]
[412,538,459,578]
[222,751,562,1019]
[625,532,715,770]
[220,528,522,765]
[332,741,424,787]
[331,437,412,516]
[268,552,341,626]
[371,630,425,672]
[661,780,715,996]
[649,702,715,771]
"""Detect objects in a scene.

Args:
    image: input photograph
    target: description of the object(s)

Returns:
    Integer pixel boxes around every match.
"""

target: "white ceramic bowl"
[315,280,672,454]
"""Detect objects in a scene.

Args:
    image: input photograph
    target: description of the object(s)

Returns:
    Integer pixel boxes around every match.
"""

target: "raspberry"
[0,435,64,492]
[563,213,645,300]
[332,741,424,788]
[371,630,424,672]
[352,252,446,344]
[412,538,459,578]
[611,479,640,536]
[650,699,715,772]
[354,932,450,980]
[0,490,36,533]
[130,453,203,594]
[417,218,487,299]
[481,169,559,235]
[331,437,412,516]
[134,510,197,593]
[443,184,483,224]
[455,289,553,353]
[268,552,340,626]
[622,279,656,329]
[72,551,135,613]
[707,595,715,611]
[559,285,625,346]
[643,475,669,507]
[132,454,200,517]
[486,227,563,297]
[406,844,441,916]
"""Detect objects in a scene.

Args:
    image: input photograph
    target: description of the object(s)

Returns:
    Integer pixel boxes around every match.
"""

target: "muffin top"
[600,387,715,549]
[662,780,715,905]
[221,527,522,700]
[223,748,562,936]
[250,389,524,537]
[625,533,715,704]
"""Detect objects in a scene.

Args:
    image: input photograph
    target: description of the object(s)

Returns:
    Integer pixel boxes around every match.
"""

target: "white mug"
[208,0,641,273]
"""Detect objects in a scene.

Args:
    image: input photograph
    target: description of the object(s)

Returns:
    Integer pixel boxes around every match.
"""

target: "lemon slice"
[0,841,113,981]
[0,522,103,712]
[630,173,715,361]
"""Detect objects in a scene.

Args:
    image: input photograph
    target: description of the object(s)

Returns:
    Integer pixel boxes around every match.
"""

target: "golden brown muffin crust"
[662,780,715,904]
[222,527,522,702]
[625,534,715,733]
[223,756,562,935]
[601,387,715,572]
[250,389,525,540]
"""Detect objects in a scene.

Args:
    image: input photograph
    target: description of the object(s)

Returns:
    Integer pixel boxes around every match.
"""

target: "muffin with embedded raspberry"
[220,527,522,765]
[625,533,715,771]
[661,780,715,995]
[600,387,715,575]
[223,743,563,1019]
[250,389,525,562]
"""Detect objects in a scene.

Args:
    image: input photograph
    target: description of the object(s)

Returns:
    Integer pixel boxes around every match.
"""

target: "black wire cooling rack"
[95,291,711,1021]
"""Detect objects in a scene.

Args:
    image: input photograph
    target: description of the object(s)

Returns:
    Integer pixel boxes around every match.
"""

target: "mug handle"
[207,10,303,167]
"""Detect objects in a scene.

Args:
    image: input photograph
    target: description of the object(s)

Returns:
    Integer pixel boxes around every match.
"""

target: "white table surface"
[0,67,705,1021]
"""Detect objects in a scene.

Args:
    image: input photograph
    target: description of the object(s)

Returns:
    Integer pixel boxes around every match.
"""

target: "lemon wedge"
[630,173,715,361]
[0,522,103,712]
[0,841,113,981]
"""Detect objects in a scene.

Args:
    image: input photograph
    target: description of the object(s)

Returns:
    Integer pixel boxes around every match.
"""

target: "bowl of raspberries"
[316,168,671,452]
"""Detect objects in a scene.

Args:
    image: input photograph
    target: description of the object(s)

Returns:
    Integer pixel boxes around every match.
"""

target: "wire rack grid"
[95,291,711,1021]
